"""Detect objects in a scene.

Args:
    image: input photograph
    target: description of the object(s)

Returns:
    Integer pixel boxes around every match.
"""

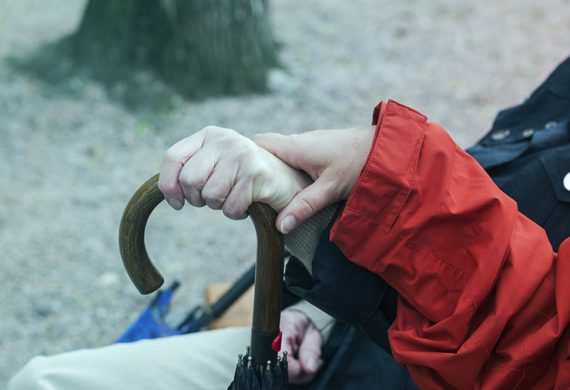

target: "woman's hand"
[158,126,311,219]
[254,126,375,233]
[280,309,324,384]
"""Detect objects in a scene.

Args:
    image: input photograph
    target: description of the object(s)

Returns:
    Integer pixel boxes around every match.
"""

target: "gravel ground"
[1,0,569,385]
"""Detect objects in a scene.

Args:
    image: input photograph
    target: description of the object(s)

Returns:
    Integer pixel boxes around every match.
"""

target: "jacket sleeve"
[330,100,570,389]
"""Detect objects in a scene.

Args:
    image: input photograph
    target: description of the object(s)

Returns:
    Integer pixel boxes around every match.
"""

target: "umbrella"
[116,280,182,343]
[119,174,289,389]
[116,265,256,342]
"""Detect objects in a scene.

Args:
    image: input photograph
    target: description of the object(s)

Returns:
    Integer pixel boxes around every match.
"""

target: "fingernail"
[166,198,183,210]
[280,216,296,234]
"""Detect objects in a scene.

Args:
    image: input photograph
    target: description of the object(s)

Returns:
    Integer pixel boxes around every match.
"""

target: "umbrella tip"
[236,353,243,367]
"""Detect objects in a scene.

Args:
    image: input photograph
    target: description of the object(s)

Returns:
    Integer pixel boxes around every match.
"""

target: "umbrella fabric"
[116,266,256,343]
[116,281,183,343]
[228,349,288,390]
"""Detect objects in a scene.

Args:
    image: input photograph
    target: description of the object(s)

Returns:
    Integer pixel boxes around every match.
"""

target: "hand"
[254,126,375,233]
[158,126,311,219]
[280,309,324,384]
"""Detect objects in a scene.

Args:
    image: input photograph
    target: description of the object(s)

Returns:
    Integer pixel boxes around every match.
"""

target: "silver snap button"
[491,129,511,141]
[522,128,535,138]
[545,121,558,129]
[564,173,570,192]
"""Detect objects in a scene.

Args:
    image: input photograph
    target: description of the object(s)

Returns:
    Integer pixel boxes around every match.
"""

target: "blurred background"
[1,0,569,385]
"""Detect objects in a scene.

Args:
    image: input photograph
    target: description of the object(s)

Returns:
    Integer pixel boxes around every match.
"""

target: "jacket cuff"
[284,205,338,275]
[329,100,464,322]
[330,99,426,239]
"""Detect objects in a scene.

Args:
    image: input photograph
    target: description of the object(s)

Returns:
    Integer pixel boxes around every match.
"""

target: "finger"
[276,177,336,234]
[280,311,313,383]
[222,179,252,219]
[298,326,323,374]
[200,160,237,210]
[158,131,206,209]
[286,355,304,382]
[285,348,318,385]
[253,133,305,170]
[280,312,303,357]
[178,151,218,207]
[282,333,298,357]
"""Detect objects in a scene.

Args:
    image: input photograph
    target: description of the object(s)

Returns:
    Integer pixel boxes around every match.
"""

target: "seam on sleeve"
[398,229,466,279]
[343,204,378,221]
[384,127,425,230]
[469,318,493,358]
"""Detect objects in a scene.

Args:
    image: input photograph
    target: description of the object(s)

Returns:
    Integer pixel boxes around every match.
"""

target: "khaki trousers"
[9,208,337,390]
[8,327,250,390]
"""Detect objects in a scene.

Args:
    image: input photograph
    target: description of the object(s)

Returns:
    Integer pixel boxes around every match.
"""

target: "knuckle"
[216,136,235,151]
[158,180,178,195]
[157,180,169,193]
[163,148,180,164]
[204,126,237,138]
[222,201,247,220]
[222,208,242,220]
[179,172,205,189]
[201,188,224,204]
[202,125,219,134]
[233,144,250,156]
[233,148,254,164]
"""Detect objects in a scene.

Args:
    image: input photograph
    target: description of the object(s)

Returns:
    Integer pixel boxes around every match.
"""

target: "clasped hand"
[159,125,374,232]
[158,124,374,383]
[158,126,311,219]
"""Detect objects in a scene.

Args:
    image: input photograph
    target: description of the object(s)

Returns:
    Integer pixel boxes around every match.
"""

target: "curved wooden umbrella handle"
[118,174,284,362]
[119,174,165,294]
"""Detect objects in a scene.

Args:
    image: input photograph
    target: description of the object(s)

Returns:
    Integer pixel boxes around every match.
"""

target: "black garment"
[290,323,416,390]
[287,56,570,389]
[467,56,570,250]
[286,214,415,390]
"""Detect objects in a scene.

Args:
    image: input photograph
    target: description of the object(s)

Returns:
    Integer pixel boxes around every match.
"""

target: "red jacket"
[330,100,570,389]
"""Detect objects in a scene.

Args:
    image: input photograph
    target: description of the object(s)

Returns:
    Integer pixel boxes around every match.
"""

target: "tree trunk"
[65,0,278,98]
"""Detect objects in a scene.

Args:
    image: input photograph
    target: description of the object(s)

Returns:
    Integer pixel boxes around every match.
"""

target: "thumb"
[277,178,335,234]
[254,133,304,170]
[298,326,323,374]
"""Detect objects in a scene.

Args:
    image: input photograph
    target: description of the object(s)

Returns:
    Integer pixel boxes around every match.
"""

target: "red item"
[272,331,282,353]
[330,100,570,389]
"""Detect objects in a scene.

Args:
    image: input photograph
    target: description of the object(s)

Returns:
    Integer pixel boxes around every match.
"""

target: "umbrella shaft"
[250,328,278,365]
